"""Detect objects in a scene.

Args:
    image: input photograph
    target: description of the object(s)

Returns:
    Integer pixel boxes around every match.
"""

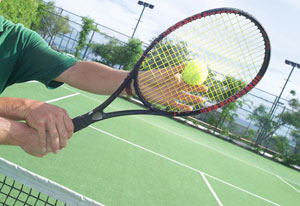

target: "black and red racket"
[72,7,271,132]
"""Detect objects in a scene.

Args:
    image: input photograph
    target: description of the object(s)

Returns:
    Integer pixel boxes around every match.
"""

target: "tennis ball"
[182,60,208,85]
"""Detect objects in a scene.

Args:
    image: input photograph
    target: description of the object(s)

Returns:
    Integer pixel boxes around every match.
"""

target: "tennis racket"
[72,7,271,132]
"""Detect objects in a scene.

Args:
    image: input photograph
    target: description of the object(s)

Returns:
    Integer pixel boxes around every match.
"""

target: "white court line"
[45,93,79,103]
[203,172,280,206]
[276,175,300,194]
[200,172,223,206]
[62,86,107,103]
[63,86,277,176]
[88,125,280,206]
[136,116,275,174]
[61,85,300,187]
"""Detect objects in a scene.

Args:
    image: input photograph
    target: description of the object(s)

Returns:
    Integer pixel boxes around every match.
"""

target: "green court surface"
[1,82,300,206]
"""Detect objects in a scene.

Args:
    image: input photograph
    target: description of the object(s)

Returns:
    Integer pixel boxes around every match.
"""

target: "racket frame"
[134,7,271,117]
[72,7,271,132]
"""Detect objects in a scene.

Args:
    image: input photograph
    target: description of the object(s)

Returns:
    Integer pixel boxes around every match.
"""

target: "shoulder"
[0,16,47,47]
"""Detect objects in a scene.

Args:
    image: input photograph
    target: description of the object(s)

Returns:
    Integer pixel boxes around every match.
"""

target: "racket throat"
[73,109,165,133]
[90,111,104,121]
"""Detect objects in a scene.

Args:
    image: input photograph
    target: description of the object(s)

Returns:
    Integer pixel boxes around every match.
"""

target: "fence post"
[82,29,96,60]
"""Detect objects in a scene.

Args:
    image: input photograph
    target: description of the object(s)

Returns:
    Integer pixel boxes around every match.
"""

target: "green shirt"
[0,16,78,93]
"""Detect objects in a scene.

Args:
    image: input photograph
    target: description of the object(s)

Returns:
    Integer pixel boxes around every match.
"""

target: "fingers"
[25,101,73,155]
[46,133,52,153]
[16,122,51,158]
[63,112,74,140]
[171,62,187,73]
[156,63,186,80]
[173,102,193,112]
[47,121,60,153]
[182,84,209,93]
[177,92,206,104]
[57,112,73,150]
[139,63,209,112]
[174,72,208,93]
[167,99,193,112]
[47,112,73,154]
[139,63,187,86]
[142,87,205,112]
[37,129,47,153]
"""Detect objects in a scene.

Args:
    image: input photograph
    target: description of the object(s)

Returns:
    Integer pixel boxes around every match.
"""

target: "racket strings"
[138,12,266,112]
[200,15,242,102]
[228,16,260,79]
[210,15,259,77]
[215,14,251,97]
[139,50,182,109]
[228,15,265,77]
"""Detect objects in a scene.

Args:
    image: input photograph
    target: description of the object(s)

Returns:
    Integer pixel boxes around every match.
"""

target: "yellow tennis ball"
[182,60,208,85]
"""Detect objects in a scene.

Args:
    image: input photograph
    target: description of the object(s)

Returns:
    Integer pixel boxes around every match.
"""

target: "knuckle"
[61,132,68,140]
[35,120,46,129]
[61,108,68,114]
[51,112,60,119]
[44,112,58,121]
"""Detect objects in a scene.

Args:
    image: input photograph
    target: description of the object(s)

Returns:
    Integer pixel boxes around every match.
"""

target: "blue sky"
[51,0,300,101]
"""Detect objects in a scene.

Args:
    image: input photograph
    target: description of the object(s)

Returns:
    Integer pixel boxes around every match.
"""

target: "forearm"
[55,61,134,95]
[0,117,50,157]
[0,97,34,120]
[0,117,24,146]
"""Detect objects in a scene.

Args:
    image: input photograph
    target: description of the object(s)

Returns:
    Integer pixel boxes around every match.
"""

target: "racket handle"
[72,116,89,133]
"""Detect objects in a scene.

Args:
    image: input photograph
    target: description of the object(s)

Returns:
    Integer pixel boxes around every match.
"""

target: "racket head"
[132,7,271,116]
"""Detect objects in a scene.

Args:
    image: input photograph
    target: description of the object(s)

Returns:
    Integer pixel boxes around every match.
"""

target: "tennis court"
[1,82,300,206]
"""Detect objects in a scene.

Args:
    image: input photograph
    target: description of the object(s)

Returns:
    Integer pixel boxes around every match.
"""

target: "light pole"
[131,1,154,38]
[255,60,300,145]
[269,60,300,117]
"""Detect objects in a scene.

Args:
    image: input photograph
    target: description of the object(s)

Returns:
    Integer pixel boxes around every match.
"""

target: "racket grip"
[72,116,89,133]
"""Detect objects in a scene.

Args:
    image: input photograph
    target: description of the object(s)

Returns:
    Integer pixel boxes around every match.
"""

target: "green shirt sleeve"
[0,17,78,92]
[13,28,79,89]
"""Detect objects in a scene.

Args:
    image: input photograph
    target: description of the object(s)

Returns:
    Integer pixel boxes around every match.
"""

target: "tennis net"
[0,157,104,206]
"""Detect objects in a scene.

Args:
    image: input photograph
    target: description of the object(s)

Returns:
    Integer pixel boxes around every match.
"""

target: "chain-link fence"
[41,6,134,61]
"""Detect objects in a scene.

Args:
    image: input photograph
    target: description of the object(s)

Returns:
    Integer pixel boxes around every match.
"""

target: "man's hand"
[23,100,73,154]
[0,117,52,158]
[18,122,52,157]
[138,64,208,111]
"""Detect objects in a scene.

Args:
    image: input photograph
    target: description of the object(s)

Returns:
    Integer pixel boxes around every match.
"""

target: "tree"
[90,38,143,70]
[141,38,188,70]
[91,38,123,67]
[291,129,300,155]
[205,74,246,103]
[33,1,71,42]
[201,74,246,134]
[273,135,290,156]
[0,0,42,28]
[249,104,290,147]
[0,0,72,44]
[214,99,243,135]
[286,95,300,157]
[248,104,275,145]
[121,38,143,71]
[75,17,98,58]
[249,91,300,149]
